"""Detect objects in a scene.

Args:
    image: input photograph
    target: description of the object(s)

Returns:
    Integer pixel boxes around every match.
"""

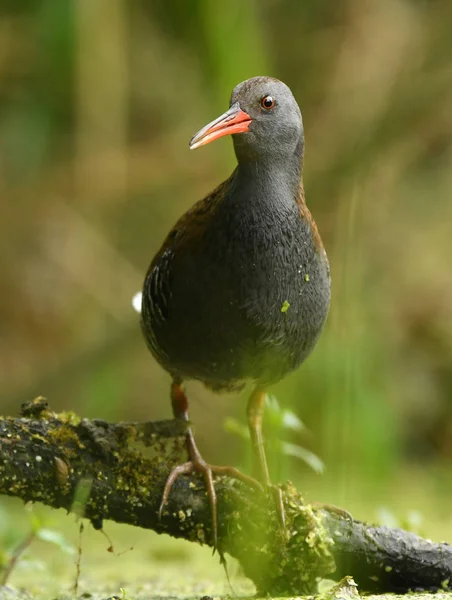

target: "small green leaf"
[304,274,310,282]
[281,441,325,474]
[265,394,280,411]
[282,410,306,432]
[281,300,290,313]
[71,478,93,518]
[30,512,46,534]
[36,529,76,554]
[223,417,249,440]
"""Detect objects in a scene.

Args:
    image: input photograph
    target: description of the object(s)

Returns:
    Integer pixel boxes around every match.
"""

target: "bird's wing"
[141,175,233,336]
[155,176,232,258]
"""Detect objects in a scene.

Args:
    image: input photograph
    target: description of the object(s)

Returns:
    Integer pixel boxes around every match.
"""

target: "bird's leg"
[159,381,263,549]
[246,388,271,485]
[247,388,285,528]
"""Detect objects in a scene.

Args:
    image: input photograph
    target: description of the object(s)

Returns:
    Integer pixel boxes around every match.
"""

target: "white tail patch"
[132,291,142,314]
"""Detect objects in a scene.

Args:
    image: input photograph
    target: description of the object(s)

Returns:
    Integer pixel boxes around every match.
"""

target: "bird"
[140,76,331,547]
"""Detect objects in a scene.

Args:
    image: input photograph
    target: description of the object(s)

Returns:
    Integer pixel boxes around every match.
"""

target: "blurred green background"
[1,0,452,523]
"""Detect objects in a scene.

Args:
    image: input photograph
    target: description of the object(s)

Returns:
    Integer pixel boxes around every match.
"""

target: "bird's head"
[189,76,304,163]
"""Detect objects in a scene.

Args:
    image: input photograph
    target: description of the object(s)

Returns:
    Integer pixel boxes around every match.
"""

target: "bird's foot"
[159,456,263,550]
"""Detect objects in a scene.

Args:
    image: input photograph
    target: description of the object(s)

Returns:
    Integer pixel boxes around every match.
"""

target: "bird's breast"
[206,200,330,330]
[143,195,330,388]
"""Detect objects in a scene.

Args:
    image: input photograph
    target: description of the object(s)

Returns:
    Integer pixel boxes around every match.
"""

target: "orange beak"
[189,102,252,150]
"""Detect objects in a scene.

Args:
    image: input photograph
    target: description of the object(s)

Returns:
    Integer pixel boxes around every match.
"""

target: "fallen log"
[0,398,451,596]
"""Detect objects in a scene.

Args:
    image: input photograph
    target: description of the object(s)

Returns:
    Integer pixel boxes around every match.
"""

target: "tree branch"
[1,399,451,596]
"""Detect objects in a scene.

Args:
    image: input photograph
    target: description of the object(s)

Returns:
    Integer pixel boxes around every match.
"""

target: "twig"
[0,531,36,585]
[73,522,84,596]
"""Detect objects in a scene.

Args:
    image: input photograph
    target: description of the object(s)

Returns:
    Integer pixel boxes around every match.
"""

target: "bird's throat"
[233,147,303,212]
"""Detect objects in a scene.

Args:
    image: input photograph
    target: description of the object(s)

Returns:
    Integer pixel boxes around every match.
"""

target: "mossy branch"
[1,399,452,596]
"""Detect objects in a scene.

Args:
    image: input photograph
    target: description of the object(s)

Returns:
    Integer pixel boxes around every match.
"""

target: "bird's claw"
[159,458,262,551]
[158,461,194,518]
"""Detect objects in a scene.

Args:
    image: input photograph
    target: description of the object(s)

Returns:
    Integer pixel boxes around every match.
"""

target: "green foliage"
[225,394,325,481]
[376,506,425,537]
[35,528,75,555]
[0,505,75,585]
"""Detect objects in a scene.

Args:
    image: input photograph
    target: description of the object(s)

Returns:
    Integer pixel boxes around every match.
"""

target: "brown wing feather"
[141,176,233,361]
[149,176,231,269]
[296,184,325,255]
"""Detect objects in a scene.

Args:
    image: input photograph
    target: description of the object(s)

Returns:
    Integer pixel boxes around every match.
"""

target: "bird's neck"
[233,139,304,208]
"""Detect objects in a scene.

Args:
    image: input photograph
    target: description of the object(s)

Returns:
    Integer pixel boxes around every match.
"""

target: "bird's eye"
[261,95,275,110]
